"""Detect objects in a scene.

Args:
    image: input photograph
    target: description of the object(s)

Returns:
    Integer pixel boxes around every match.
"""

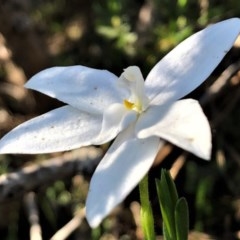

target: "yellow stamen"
[124,99,142,112]
[124,99,135,110]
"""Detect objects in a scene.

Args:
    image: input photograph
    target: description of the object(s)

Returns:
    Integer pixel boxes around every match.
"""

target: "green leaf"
[163,169,179,204]
[156,169,190,240]
[175,198,189,240]
[139,175,156,240]
[162,222,173,240]
[156,169,178,240]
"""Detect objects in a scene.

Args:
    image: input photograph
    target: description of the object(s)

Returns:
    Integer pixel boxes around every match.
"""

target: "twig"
[50,208,86,240]
[153,144,173,166]
[170,153,187,180]
[0,147,102,202]
[130,201,144,240]
[24,192,42,240]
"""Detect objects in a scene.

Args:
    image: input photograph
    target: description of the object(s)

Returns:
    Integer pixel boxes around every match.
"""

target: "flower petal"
[25,66,126,114]
[86,124,162,228]
[145,18,240,105]
[136,99,211,160]
[94,103,138,144]
[0,106,102,153]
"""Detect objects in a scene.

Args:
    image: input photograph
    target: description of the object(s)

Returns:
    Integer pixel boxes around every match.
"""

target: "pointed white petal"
[86,124,162,228]
[136,99,211,160]
[26,66,126,114]
[0,106,102,153]
[145,18,240,105]
[94,103,138,144]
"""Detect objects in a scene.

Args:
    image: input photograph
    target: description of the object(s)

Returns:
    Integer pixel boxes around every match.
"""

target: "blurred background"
[0,0,240,239]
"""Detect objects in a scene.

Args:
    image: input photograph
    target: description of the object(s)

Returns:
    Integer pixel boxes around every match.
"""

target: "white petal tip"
[191,136,212,161]
[86,203,108,228]
[86,214,102,229]
[85,194,108,228]
[197,148,212,161]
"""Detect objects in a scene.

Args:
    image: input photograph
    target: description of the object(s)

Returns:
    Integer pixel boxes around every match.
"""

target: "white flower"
[0,18,239,227]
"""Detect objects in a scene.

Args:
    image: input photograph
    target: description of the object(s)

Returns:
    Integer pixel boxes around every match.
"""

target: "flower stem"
[139,174,156,240]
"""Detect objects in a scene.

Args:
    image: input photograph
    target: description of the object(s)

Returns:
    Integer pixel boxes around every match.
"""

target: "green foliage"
[175,198,189,240]
[96,17,137,56]
[139,175,156,240]
[156,169,189,240]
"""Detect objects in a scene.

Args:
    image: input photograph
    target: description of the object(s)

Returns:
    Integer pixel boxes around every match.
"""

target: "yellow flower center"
[123,99,142,112]
[119,66,149,113]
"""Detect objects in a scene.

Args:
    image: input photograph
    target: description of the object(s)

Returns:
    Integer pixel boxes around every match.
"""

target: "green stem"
[139,174,156,240]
